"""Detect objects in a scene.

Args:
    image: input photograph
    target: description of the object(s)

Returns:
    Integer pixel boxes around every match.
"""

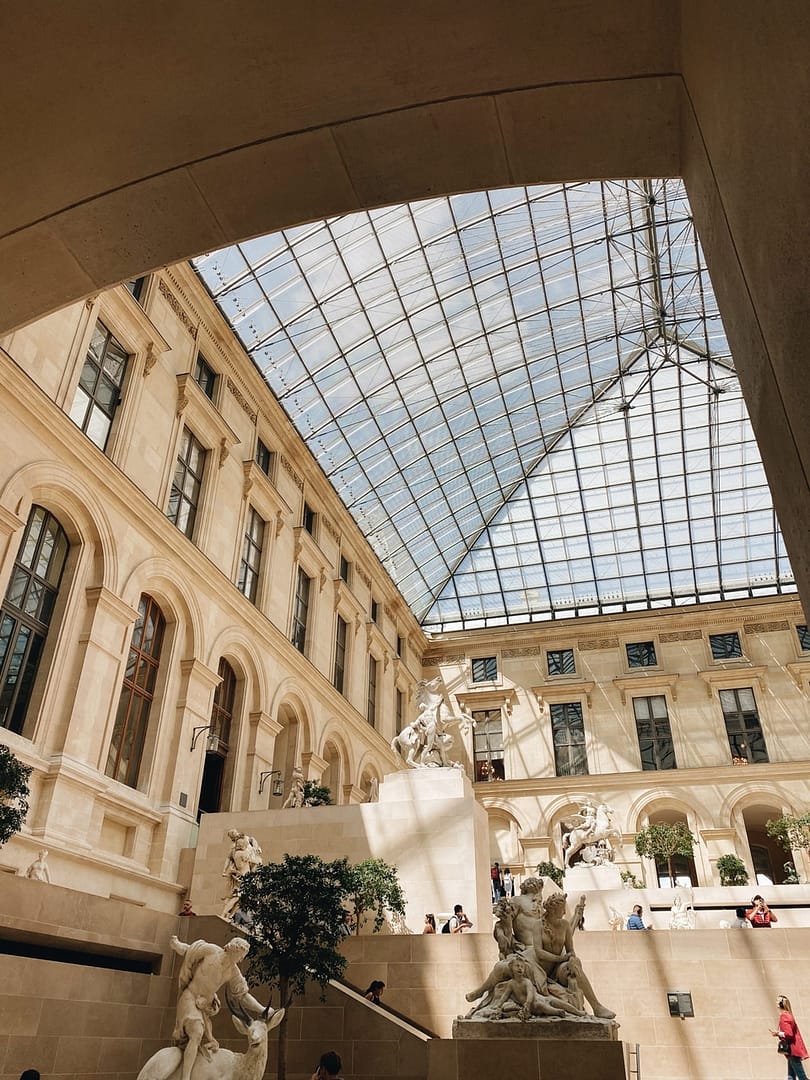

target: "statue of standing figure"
[23,849,51,882]
[221,829,263,920]
[282,764,306,808]
[464,878,616,1024]
[390,678,466,769]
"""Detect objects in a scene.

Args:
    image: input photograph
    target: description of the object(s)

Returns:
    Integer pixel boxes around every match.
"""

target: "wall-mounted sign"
[667,991,694,1018]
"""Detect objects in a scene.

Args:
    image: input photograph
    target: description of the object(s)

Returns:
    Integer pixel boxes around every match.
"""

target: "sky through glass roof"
[194,179,795,631]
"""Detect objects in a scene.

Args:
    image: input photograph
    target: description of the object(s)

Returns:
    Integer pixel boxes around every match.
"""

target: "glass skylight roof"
[194,179,795,631]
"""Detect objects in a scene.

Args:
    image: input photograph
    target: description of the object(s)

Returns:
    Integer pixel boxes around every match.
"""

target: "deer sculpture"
[136,1009,279,1080]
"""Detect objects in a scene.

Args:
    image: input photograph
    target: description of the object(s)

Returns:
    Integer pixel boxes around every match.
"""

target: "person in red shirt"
[746,894,778,927]
[772,995,809,1080]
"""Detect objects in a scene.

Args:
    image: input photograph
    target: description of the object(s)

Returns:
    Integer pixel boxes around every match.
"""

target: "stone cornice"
[532,680,596,710]
[698,665,768,699]
[612,672,680,705]
[455,687,518,716]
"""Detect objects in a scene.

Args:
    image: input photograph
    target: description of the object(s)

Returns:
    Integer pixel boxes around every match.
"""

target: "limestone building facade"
[1,264,809,912]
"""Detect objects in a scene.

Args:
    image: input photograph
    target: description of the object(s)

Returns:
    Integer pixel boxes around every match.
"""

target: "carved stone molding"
[143,341,158,377]
[697,665,767,699]
[744,620,790,634]
[532,681,596,710]
[322,516,340,543]
[612,672,680,705]
[158,277,198,339]
[502,646,542,658]
[280,455,304,491]
[226,376,258,423]
[578,637,619,651]
[356,566,372,590]
[659,629,703,642]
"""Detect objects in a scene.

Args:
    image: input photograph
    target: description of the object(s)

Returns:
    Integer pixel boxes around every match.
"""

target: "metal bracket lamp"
[258,769,284,797]
[190,724,216,751]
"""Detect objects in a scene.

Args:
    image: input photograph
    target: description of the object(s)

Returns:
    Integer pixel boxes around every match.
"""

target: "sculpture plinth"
[453,1016,620,1040]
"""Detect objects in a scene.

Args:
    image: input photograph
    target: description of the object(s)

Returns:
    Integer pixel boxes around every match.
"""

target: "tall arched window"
[106,594,165,787]
[198,658,236,816]
[0,505,69,735]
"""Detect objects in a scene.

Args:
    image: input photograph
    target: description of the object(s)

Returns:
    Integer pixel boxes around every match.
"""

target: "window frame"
[334,613,348,694]
[471,655,498,683]
[547,647,576,677]
[166,426,207,540]
[719,686,769,764]
[255,437,275,479]
[291,566,312,654]
[625,640,658,669]
[472,707,505,781]
[709,631,744,661]
[238,505,266,604]
[632,694,677,771]
[193,352,218,401]
[367,654,378,727]
[69,319,131,452]
[549,701,589,776]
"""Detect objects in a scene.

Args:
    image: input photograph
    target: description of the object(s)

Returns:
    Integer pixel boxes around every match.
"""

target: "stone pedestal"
[430,1036,628,1080]
[564,863,623,892]
[453,1017,620,1040]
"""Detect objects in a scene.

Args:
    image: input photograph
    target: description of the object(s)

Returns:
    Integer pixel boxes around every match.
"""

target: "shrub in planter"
[716,853,749,886]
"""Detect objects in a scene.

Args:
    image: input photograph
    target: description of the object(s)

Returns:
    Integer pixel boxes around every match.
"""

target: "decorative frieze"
[280,455,303,491]
[158,278,198,339]
[502,647,542,658]
[743,621,790,634]
[578,638,619,651]
[356,567,372,589]
[422,653,465,666]
[659,630,703,642]
[226,376,258,423]
[322,516,340,543]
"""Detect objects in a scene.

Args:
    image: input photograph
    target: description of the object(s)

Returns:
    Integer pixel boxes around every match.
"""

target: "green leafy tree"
[766,813,810,854]
[238,853,354,1080]
[634,822,695,885]
[347,857,406,934]
[302,780,332,806]
[716,853,749,886]
[620,869,644,889]
[535,860,564,888]
[0,744,31,846]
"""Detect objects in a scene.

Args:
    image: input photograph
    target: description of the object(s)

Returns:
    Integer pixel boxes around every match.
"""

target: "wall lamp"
[190,724,215,752]
[259,769,284,797]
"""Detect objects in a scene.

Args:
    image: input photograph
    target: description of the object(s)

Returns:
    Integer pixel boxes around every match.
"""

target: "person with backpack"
[442,903,473,933]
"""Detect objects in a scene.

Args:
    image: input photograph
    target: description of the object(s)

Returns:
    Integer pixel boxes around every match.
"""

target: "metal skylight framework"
[194,179,794,631]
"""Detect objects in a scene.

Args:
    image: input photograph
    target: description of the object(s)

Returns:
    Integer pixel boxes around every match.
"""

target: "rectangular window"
[720,687,769,763]
[550,702,588,776]
[167,427,206,539]
[370,598,379,623]
[303,502,317,536]
[69,320,129,451]
[339,555,350,584]
[473,708,505,781]
[547,648,576,676]
[633,695,677,770]
[291,568,311,654]
[256,438,274,478]
[193,353,217,400]
[626,640,657,668]
[472,656,497,682]
[710,632,742,660]
[334,615,347,694]
[396,688,403,734]
[124,276,146,303]
[367,656,378,727]
[396,635,404,659]
[797,625,810,651]
[238,507,265,603]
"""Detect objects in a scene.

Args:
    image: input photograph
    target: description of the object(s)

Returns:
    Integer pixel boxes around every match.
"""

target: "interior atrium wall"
[0,268,423,908]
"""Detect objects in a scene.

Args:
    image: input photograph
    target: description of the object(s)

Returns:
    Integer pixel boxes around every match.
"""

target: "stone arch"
[207,626,267,714]
[1,460,116,591]
[631,793,705,888]
[318,723,352,805]
[269,678,314,800]
[355,751,384,800]
[485,806,523,871]
[120,556,203,661]
[724,789,795,886]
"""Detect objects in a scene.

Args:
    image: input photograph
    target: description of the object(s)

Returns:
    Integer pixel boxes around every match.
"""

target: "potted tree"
[634,821,696,886]
[766,813,810,883]
[0,744,31,846]
[716,853,749,886]
[346,857,406,934]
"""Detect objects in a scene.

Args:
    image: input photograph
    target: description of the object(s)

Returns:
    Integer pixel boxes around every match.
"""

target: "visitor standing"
[747,894,778,927]
[771,995,809,1080]
[626,904,650,930]
[449,903,473,933]
[491,861,503,900]
[502,867,513,897]
[422,913,436,934]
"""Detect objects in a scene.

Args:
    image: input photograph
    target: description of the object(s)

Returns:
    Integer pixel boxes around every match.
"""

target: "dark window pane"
[633,695,676,770]
[69,321,129,451]
[292,569,311,653]
[626,641,657,667]
[797,625,810,651]
[710,632,742,659]
[547,648,576,676]
[472,656,497,682]
[256,438,273,476]
[720,686,769,763]
[167,427,206,540]
[472,708,505,780]
[550,702,588,776]
[193,354,217,399]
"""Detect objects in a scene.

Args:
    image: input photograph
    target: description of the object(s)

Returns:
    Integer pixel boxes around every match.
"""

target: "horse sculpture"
[390,677,459,768]
[562,803,623,867]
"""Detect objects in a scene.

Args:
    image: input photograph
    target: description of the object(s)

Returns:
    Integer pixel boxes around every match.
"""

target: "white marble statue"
[389,677,466,768]
[608,906,626,932]
[669,890,696,930]
[146,935,283,1080]
[221,830,262,920]
[281,764,305,808]
[562,801,622,867]
[23,848,51,882]
[365,776,379,803]
[137,1012,276,1080]
[464,879,616,1023]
